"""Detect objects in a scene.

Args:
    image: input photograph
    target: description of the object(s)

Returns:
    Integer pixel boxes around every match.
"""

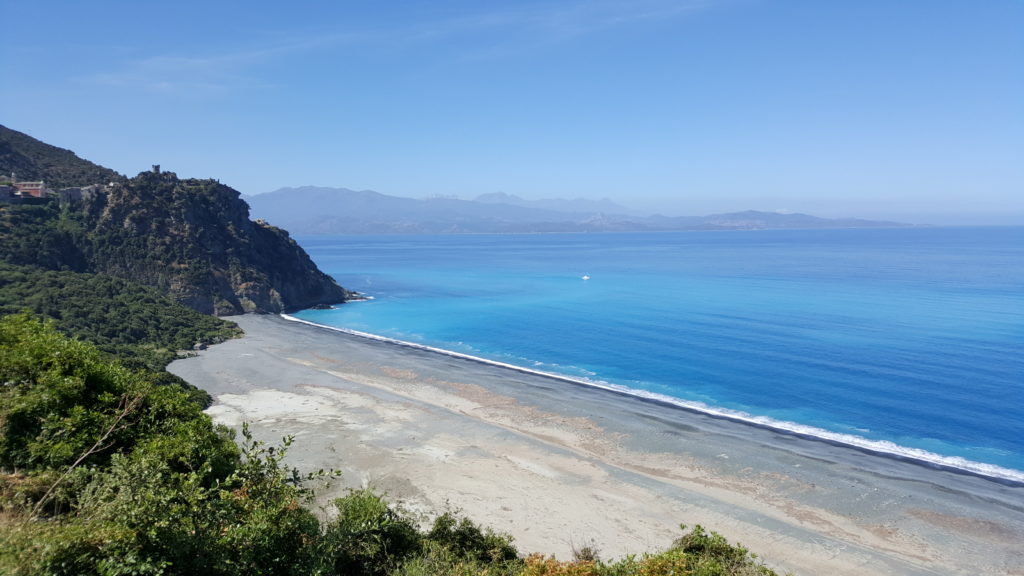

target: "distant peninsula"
[245,186,909,235]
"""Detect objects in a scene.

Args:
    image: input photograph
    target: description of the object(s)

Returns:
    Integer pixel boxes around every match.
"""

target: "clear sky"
[1,1,1021,224]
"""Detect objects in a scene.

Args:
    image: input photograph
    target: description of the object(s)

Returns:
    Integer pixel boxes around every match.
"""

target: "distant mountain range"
[245,186,907,234]
[474,192,632,215]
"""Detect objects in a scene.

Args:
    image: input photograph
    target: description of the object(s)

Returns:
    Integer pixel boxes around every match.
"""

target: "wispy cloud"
[393,0,714,65]
[515,0,709,39]
[89,55,244,96]
[87,53,265,97]
[81,32,362,97]
[402,0,710,55]
[82,1,711,95]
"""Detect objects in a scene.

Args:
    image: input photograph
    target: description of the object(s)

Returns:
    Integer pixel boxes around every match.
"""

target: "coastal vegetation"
[0,263,240,374]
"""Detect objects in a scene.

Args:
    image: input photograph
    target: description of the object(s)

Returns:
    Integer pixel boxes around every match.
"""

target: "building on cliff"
[12,181,51,198]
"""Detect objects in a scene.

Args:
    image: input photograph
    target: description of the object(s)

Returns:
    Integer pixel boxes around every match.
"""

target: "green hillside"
[0,125,123,188]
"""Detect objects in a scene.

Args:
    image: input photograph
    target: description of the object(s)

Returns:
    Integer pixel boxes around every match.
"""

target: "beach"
[169,314,1024,576]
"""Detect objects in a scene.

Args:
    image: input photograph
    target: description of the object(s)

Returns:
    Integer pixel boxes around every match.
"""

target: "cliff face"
[0,123,351,315]
[77,170,350,315]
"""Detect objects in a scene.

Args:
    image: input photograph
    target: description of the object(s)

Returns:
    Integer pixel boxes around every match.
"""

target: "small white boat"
[581,275,590,281]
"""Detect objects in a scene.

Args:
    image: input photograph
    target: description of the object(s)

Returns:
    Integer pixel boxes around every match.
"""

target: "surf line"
[280,314,1024,486]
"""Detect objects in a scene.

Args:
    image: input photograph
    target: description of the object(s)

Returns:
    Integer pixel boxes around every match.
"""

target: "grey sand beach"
[169,314,1024,576]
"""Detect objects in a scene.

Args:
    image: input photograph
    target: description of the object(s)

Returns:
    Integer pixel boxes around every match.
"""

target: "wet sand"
[169,314,1024,576]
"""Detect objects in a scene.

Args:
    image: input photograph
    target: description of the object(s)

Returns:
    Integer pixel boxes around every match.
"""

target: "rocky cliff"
[0,126,351,315]
[75,169,351,314]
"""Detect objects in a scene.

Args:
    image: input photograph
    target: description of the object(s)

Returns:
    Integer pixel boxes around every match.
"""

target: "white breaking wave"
[281,314,1024,485]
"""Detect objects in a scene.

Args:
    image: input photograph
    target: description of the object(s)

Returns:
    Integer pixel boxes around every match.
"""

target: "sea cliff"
[76,169,351,314]
[0,125,351,315]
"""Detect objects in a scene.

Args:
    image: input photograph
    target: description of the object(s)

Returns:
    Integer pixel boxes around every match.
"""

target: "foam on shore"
[282,313,1024,486]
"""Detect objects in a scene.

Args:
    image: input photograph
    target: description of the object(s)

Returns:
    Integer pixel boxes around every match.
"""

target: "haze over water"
[295,227,1024,481]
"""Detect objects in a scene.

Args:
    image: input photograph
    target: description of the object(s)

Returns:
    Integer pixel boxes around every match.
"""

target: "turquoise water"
[293,227,1024,481]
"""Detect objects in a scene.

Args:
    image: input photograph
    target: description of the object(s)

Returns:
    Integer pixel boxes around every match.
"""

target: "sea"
[291,227,1024,483]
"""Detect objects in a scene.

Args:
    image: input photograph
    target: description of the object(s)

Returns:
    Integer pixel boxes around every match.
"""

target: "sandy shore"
[169,314,1024,576]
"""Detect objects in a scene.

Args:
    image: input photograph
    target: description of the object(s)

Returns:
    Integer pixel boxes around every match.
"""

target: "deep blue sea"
[292,227,1024,482]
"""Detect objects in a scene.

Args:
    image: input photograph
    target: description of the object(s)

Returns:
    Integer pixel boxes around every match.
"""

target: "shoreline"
[170,313,1024,576]
[281,314,1024,487]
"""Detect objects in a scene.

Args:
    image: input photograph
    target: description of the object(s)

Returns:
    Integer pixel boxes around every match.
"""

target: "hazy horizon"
[250,184,1009,226]
[2,1,1021,226]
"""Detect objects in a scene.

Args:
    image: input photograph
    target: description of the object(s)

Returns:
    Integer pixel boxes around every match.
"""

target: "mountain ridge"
[474,192,632,215]
[246,186,909,234]
[0,125,124,188]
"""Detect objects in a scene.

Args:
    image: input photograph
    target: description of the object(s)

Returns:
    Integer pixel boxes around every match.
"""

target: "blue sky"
[1,0,1021,224]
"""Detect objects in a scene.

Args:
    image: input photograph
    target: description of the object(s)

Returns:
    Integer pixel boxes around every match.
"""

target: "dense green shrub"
[426,511,519,564]
[670,524,774,574]
[0,314,239,513]
[3,439,322,576]
[0,316,319,575]
[0,262,241,375]
[0,314,236,475]
[319,489,423,576]
[512,525,780,576]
